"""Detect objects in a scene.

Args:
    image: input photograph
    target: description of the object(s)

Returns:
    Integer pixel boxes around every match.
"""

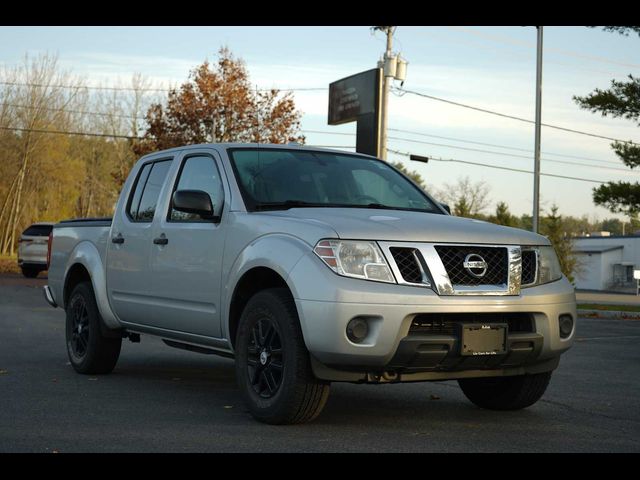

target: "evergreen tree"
[574,27,640,215]
[454,197,472,217]
[540,205,578,283]
[491,201,516,227]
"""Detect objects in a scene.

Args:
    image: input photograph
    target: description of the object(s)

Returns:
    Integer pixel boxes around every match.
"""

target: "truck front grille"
[409,312,535,336]
[435,245,508,286]
[389,247,424,284]
[521,250,537,285]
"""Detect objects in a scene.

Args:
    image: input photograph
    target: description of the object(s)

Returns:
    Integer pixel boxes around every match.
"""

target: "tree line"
[2,40,637,286]
[0,49,302,255]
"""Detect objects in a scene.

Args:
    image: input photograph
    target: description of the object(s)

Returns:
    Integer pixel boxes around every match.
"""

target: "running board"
[162,339,234,358]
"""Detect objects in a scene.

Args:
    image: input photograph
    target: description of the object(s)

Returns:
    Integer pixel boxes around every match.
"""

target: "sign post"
[634,269,640,296]
[328,68,382,157]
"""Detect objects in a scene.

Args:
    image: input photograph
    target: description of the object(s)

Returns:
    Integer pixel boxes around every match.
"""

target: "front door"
[106,157,173,325]
[146,150,227,338]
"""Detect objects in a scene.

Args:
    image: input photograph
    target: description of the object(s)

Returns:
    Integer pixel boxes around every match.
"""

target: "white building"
[572,235,640,291]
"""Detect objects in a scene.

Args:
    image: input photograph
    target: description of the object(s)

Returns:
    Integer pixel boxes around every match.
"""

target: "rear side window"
[127,160,172,222]
[22,224,53,237]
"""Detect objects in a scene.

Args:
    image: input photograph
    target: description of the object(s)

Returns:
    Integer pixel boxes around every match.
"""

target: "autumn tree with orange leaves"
[134,48,304,156]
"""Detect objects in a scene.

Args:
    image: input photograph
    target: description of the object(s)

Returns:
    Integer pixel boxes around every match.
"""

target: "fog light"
[346,318,369,343]
[559,314,574,339]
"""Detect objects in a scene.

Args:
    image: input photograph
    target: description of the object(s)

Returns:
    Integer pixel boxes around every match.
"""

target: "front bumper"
[289,252,576,382]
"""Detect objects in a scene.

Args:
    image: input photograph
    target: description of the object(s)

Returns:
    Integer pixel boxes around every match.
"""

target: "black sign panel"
[328,69,381,126]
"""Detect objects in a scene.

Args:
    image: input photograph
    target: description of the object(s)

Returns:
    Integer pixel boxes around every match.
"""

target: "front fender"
[221,234,310,340]
[64,241,121,330]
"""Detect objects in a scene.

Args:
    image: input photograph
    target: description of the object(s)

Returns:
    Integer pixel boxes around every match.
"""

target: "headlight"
[536,246,563,285]
[314,240,395,283]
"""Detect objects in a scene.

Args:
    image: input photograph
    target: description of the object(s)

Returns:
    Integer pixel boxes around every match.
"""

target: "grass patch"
[0,255,20,274]
[578,303,640,313]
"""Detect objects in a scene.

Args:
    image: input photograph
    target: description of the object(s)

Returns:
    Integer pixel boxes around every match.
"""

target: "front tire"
[65,282,122,374]
[235,288,330,424]
[458,371,553,410]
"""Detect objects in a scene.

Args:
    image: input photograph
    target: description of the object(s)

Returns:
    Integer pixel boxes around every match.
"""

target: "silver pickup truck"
[44,143,576,424]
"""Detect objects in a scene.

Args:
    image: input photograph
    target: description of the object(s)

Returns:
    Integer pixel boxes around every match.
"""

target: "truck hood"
[261,208,549,246]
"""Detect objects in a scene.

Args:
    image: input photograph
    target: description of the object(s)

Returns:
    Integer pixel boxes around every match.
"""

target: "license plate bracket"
[460,323,507,356]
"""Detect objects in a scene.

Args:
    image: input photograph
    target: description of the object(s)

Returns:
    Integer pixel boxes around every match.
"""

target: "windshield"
[228,148,441,213]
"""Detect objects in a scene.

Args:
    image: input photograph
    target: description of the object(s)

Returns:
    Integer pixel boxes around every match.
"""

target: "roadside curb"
[578,309,640,320]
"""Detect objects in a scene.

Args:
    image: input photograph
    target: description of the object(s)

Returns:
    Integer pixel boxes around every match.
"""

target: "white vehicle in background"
[18,222,54,278]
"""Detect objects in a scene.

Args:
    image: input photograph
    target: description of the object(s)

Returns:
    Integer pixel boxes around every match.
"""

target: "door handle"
[111,234,124,244]
[153,235,168,245]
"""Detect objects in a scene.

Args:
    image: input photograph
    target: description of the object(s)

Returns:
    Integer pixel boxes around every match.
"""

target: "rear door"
[106,156,173,325]
[145,149,227,338]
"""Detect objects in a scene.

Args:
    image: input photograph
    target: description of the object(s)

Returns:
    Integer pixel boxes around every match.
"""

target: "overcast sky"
[1,26,639,221]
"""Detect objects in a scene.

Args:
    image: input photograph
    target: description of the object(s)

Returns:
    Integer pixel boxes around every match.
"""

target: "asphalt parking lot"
[1,273,639,452]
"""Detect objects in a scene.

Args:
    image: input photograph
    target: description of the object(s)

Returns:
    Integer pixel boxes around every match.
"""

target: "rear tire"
[235,288,330,424]
[65,282,122,374]
[458,371,552,410]
[21,267,39,278]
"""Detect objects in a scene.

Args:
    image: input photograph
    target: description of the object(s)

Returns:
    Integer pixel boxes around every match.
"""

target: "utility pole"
[532,26,544,233]
[379,26,395,161]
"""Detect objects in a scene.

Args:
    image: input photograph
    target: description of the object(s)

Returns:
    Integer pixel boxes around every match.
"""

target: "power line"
[0,80,328,94]
[444,26,640,70]
[303,128,632,172]
[0,125,140,140]
[5,78,636,146]
[387,135,635,174]
[0,102,146,121]
[0,80,168,93]
[0,125,357,146]
[387,148,606,184]
[416,28,617,77]
[387,127,623,166]
[392,86,639,145]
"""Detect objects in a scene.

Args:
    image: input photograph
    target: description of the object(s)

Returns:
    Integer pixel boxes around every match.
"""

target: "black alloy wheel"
[68,294,90,360]
[65,282,122,374]
[235,288,330,424]
[247,317,284,398]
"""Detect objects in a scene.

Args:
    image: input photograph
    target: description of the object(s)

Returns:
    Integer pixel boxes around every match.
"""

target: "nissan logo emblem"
[463,254,488,278]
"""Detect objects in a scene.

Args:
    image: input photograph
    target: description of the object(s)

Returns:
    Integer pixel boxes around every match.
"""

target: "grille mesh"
[521,250,537,285]
[409,312,535,336]
[435,245,508,286]
[390,247,424,284]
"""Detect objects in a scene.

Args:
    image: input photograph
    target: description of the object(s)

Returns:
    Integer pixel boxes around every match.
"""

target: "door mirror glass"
[172,190,216,220]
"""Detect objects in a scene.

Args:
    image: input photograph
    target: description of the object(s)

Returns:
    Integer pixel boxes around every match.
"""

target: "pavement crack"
[541,398,640,424]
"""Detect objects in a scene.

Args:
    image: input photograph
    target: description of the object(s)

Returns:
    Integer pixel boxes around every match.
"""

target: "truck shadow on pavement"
[106,354,543,427]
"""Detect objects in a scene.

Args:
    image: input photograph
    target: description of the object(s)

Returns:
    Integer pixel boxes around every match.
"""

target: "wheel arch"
[224,234,310,350]
[63,241,121,330]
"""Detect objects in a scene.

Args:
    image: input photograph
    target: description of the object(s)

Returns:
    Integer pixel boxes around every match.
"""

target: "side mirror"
[172,190,218,220]
[440,202,451,214]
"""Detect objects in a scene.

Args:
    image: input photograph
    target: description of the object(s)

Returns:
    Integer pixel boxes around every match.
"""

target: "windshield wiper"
[253,200,331,211]
[362,203,430,213]
[253,200,433,213]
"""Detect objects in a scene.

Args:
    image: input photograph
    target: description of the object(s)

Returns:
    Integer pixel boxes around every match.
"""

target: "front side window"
[128,160,172,222]
[228,148,440,213]
[170,155,224,222]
